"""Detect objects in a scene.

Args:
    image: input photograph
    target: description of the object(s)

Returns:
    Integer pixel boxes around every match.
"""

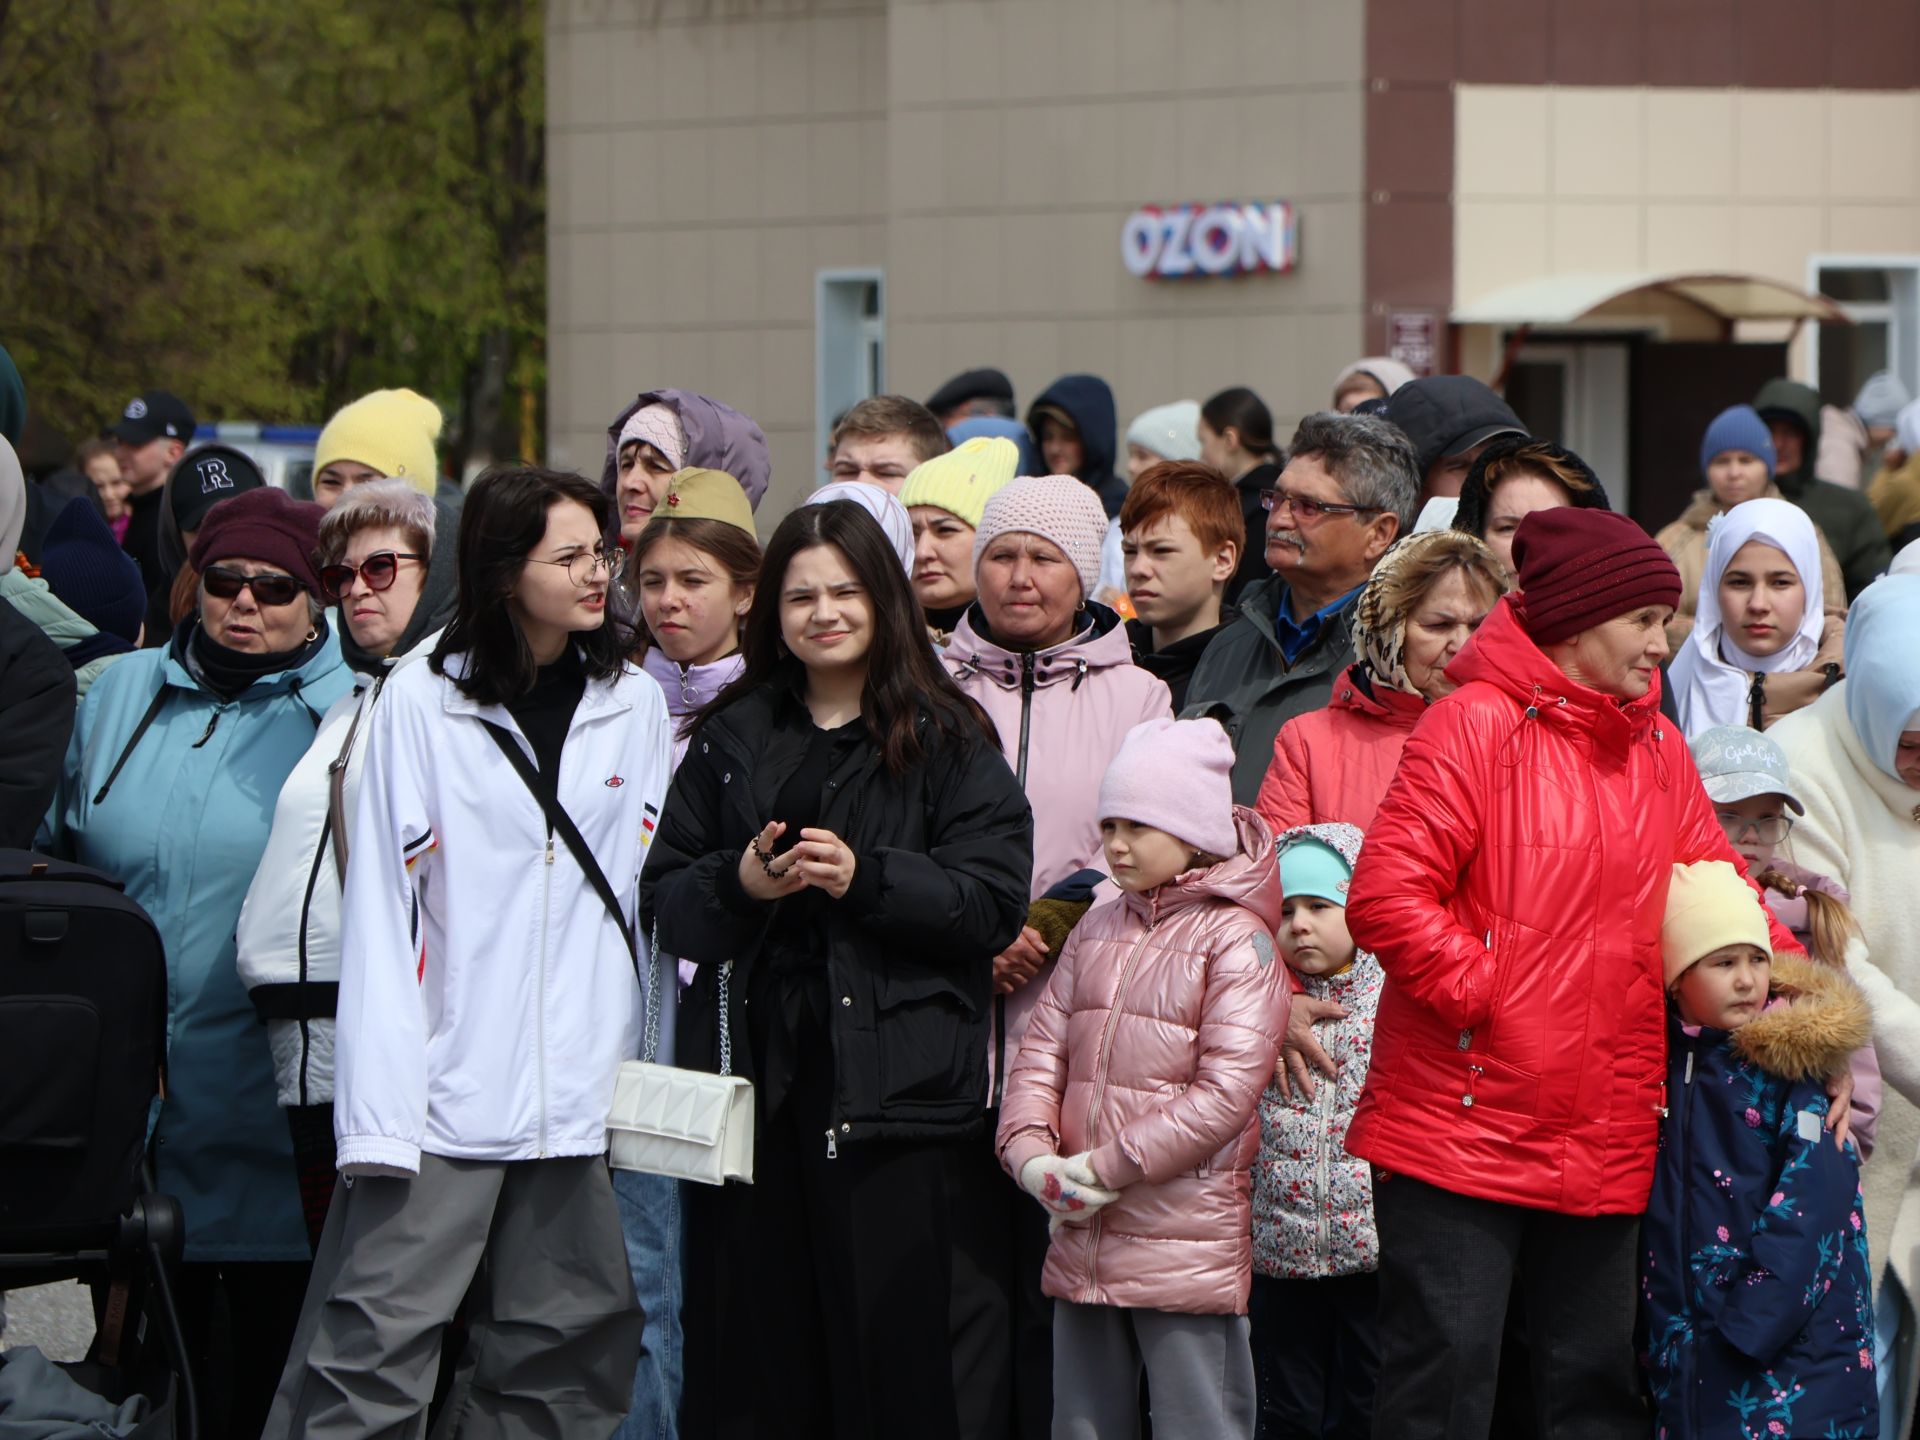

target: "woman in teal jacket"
[44,487,351,1440]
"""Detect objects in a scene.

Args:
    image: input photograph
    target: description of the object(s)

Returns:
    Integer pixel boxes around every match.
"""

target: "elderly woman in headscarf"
[1255,528,1509,836]
[1669,496,1840,738]
[44,486,352,1438]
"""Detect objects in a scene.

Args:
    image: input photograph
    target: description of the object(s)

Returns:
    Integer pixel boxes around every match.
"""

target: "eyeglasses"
[1715,811,1793,845]
[1259,487,1384,524]
[318,551,425,604]
[202,566,306,607]
[528,545,618,587]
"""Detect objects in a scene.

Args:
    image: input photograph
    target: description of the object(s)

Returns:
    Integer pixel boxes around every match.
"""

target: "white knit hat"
[972,474,1108,600]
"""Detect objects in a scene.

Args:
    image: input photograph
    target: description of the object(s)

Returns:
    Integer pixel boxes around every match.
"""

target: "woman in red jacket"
[1343,508,1804,1438]
[1254,528,1507,834]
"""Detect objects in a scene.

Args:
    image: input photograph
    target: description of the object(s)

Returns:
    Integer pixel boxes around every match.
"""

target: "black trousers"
[1370,1174,1646,1440]
[173,1259,310,1440]
[1250,1271,1380,1440]
[683,1000,960,1440]
[948,1126,1054,1440]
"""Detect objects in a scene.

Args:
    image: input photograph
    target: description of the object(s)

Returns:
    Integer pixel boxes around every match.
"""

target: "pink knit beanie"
[972,474,1108,600]
[618,403,687,472]
[1097,717,1239,859]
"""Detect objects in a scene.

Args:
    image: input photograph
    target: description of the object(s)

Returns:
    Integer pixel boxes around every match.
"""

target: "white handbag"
[607,933,755,1186]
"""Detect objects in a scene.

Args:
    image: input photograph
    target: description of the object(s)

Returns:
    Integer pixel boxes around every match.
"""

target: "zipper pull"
[545,841,555,866]
[1656,1080,1669,1118]
[1462,1064,1484,1108]
[824,1129,838,1160]
[1683,1049,1695,1085]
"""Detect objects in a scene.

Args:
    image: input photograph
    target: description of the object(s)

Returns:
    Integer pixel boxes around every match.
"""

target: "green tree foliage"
[0,0,544,474]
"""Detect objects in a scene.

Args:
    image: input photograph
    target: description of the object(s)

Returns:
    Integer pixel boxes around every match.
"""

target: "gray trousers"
[264,1153,643,1440]
[1051,1301,1256,1440]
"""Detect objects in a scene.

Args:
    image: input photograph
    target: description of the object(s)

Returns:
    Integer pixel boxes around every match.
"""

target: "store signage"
[1388,310,1440,377]
[1122,201,1298,279]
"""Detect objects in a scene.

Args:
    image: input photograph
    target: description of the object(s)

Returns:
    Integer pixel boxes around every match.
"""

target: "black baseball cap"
[111,390,197,446]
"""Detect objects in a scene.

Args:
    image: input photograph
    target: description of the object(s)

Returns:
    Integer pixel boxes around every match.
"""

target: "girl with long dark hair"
[643,500,1034,1440]
[266,466,674,1438]
[1200,386,1285,601]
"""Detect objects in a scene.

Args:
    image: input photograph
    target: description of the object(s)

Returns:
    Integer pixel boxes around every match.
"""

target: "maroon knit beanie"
[1511,508,1681,646]
[188,487,325,595]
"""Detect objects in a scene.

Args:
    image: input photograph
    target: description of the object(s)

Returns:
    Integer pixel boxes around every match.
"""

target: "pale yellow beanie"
[899,436,1020,530]
[313,388,444,497]
[1662,861,1772,986]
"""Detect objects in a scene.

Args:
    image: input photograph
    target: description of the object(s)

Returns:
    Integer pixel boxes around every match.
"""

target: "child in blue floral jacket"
[1641,860,1877,1440]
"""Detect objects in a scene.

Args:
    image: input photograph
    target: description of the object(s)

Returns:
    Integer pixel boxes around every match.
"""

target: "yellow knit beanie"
[898,436,1020,530]
[1662,861,1773,986]
[313,388,444,497]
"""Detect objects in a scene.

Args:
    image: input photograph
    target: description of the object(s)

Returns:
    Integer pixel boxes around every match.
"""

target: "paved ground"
[0,1281,95,1361]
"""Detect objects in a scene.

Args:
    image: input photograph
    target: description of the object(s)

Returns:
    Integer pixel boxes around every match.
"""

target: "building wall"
[547,0,1371,515]
[1453,85,1920,312]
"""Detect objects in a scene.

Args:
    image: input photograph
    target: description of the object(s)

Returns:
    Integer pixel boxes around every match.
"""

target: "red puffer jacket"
[1343,598,1800,1216]
[1254,664,1427,833]
[997,808,1289,1315]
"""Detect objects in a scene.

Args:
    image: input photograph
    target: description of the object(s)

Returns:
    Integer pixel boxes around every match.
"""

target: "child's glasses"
[1714,811,1793,845]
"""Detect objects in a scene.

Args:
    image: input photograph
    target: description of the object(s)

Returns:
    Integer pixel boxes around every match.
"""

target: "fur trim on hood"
[1732,951,1871,1082]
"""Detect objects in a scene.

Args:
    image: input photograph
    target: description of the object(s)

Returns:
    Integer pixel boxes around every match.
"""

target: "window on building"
[1810,260,1920,410]
[816,270,885,466]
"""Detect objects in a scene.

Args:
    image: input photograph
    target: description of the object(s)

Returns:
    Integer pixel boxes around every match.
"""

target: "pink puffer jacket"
[946,607,1173,1100]
[997,808,1289,1316]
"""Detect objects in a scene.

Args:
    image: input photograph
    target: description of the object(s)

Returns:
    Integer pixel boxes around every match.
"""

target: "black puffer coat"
[642,677,1034,1144]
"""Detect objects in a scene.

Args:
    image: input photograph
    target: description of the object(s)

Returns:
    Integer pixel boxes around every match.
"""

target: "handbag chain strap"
[638,922,735,1080]
[718,960,733,1078]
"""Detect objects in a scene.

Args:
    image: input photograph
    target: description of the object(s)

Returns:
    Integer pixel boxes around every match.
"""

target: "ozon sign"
[1122,201,1298,280]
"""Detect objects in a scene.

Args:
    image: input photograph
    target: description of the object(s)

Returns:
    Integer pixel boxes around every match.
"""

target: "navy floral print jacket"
[1639,954,1878,1439]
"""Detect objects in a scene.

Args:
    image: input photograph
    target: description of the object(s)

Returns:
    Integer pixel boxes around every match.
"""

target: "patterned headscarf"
[1350,530,1505,697]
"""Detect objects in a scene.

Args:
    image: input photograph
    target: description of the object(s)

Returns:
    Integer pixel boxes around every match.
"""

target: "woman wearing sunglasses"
[44,485,353,1438]
[235,479,456,1250]
[266,466,674,1438]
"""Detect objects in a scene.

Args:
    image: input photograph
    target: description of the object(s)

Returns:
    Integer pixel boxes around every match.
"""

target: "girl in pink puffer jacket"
[998,718,1290,1439]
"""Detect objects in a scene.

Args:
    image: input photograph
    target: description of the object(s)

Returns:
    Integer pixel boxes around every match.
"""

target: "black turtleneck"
[505,645,586,784]
[1126,617,1226,711]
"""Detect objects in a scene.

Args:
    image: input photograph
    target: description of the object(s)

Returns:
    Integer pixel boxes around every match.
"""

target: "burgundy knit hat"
[1511,508,1680,646]
[189,487,326,595]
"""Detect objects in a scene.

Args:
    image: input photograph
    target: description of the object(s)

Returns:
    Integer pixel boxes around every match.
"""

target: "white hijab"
[1671,497,1825,737]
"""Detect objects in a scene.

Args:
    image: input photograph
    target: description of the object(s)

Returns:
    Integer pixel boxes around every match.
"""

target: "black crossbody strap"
[478,720,640,977]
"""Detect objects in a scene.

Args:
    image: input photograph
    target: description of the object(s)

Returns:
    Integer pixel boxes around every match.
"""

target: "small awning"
[1453,272,1850,327]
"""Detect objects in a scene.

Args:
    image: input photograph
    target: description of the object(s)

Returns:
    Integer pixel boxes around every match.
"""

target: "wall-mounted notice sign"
[1122,201,1298,280]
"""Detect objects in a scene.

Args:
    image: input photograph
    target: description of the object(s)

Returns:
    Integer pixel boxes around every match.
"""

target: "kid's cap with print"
[1278,838,1351,905]
[1687,726,1805,816]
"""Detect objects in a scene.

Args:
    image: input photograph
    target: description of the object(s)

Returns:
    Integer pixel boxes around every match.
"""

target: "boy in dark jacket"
[1641,860,1877,1440]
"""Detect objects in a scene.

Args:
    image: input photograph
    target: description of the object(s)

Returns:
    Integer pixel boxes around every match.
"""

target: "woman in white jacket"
[265,466,674,1439]
[235,480,454,1248]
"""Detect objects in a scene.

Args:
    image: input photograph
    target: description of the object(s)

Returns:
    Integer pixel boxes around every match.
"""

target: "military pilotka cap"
[655,468,756,540]
[111,390,198,446]
[1687,726,1806,816]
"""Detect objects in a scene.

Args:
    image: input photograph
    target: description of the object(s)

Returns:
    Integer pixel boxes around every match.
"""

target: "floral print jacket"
[1639,954,1877,1439]
[1252,822,1384,1281]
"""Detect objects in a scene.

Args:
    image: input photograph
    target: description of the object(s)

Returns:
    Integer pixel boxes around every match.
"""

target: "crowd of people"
[1,340,1918,1440]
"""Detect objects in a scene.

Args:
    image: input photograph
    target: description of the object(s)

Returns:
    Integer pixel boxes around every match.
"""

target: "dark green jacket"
[1180,575,1358,804]
[1754,379,1891,598]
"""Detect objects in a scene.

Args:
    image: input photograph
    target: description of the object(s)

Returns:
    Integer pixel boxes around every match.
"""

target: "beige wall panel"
[1643,91,1736,199]
[760,123,816,222]
[759,328,816,432]
[1642,203,1738,273]
[1825,94,1920,203]
[1457,88,1550,198]
[1823,204,1920,255]
[1551,90,1644,198]
[1730,202,1826,284]
[1732,92,1826,200]
[1456,201,1552,306]
[1551,203,1643,273]
[706,231,763,325]
[608,233,662,329]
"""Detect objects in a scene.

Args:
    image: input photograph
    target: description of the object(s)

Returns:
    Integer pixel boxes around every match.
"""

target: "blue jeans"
[611,1168,683,1440]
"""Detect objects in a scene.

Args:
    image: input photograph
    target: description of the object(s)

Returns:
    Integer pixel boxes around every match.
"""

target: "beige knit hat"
[972,474,1108,599]
[1662,861,1773,986]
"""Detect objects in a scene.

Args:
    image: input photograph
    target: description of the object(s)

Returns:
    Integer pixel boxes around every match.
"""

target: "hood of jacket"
[0,565,96,650]
[1028,374,1123,516]
[1332,664,1428,726]
[1445,595,1664,760]
[1121,806,1281,931]
[1841,571,1920,779]
[1725,952,1872,1082]
[1754,379,1823,489]
[601,389,770,511]
[1454,435,1610,541]
[945,602,1136,691]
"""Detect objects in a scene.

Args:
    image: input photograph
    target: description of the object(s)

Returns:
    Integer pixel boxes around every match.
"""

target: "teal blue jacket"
[43,624,351,1261]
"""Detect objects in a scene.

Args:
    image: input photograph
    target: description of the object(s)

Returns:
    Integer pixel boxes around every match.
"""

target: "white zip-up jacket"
[235,632,439,1110]
[332,650,673,1175]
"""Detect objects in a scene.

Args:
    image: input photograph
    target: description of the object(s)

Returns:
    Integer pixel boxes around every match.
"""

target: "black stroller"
[0,850,196,1439]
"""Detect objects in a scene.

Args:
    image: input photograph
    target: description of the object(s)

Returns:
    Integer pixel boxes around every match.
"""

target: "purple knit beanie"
[972,474,1108,600]
[1097,717,1239,859]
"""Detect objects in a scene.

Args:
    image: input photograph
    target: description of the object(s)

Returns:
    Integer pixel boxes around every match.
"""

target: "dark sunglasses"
[202,566,307,608]
[318,551,426,604]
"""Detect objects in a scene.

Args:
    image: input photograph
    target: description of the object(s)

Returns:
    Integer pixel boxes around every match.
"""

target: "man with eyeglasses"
[1182,412,1418,802]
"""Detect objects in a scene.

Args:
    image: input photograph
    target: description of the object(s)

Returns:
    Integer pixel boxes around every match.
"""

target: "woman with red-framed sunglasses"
[236,479,457,1258]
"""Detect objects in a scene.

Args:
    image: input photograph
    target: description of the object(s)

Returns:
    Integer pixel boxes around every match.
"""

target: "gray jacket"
[1180,576,1358,804]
